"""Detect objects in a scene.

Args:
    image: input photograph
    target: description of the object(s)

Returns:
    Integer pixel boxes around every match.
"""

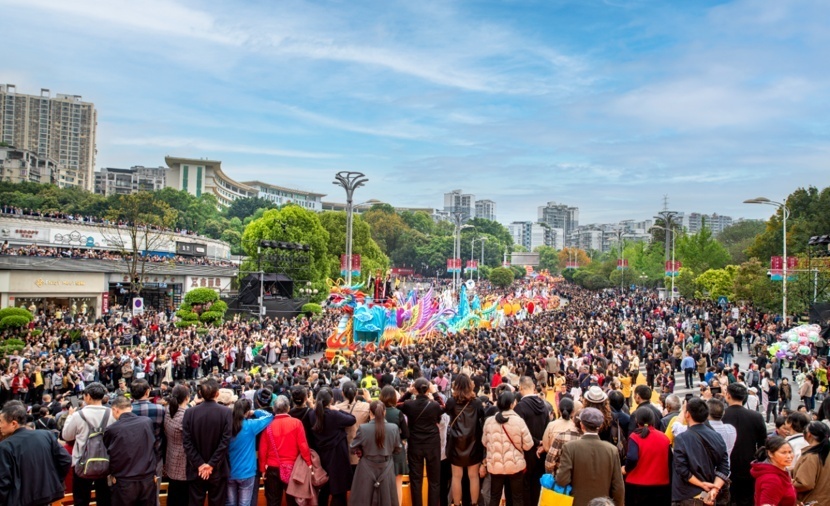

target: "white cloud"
[111,137,339,159]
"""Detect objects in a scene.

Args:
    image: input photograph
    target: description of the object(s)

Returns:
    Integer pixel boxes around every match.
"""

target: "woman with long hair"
[622,408,671,505]
[313,387,357,506]
[380,386,408,506]
[164,383,191,505]
[228,397,273,506]
[444,373,485,506]
[482,391,534,506]
[349,400,402,506]
[542,397,576,452]
[792,421,830,504]
[750,436,797,506]
[288,386,317,450]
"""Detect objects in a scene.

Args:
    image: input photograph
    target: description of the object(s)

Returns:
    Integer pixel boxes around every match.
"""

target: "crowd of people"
[0,241,236,267]
[0,279,829,506]
[0,205,211,239]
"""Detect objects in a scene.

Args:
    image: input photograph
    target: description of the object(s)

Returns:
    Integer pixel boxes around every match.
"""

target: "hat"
[576,407,604,429]
[748,387,758,393]
[217,388,238,406]
[255,388,274,408]
[583,386,608,404]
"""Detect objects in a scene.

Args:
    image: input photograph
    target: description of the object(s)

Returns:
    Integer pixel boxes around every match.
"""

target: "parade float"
[323,279,560,361]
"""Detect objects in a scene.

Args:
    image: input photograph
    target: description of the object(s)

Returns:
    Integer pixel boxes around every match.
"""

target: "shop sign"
[102,292,109,313]
[34,278,87,288]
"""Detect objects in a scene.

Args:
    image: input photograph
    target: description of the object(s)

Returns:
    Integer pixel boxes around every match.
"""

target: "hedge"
[301,303,322,315]
[199,311,224,323]
[0,307,34,322]
[0,315,31,330]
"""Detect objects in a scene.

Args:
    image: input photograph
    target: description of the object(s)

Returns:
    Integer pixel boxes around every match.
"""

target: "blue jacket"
[228,410,274,480]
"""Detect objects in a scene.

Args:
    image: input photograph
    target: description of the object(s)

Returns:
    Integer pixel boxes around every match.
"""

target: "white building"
[509,221,562,251]
[94,166,167,196]
[444,189,475,221]
[683,212,733,236]
[538,202,579,241]
[165,156,257,208]
[244,180,325,212]
[475,199,497,221]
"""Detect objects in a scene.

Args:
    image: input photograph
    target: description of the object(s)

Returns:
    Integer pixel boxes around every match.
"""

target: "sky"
[3,0,830,225]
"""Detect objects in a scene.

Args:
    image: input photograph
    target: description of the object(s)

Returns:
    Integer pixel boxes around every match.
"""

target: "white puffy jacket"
[482,410,534,475]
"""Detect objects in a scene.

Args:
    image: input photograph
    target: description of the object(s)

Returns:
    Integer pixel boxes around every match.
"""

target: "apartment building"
[0,85,97,190]
[94,166,167,196]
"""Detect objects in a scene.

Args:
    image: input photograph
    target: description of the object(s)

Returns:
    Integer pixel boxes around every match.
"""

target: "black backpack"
[75,410,111,480]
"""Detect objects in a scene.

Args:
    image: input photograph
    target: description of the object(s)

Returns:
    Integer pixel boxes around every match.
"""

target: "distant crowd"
[1,280,830,506]
[0,242,235,267]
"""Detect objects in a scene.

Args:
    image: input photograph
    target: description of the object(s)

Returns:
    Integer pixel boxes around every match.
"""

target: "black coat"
[182,399,233,481]
[0,428,72,506]
[400,394,443,447]
[722,404,767,485]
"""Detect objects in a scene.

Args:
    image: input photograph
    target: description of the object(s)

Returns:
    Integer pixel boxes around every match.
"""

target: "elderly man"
[556,407,624,506]
[104,396,157,506]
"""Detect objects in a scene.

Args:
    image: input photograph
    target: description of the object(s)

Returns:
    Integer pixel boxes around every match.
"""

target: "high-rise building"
[475,199,497,221]
[94,166,167,196]
[538,202,579,241]
[0,145,59,185]
[0,85,97,191]
[444,189,475,221]
[509,221,562,251]
[683,212,733,236]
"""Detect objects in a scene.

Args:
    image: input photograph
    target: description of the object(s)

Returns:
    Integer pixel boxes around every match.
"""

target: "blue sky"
[3,0,829,225]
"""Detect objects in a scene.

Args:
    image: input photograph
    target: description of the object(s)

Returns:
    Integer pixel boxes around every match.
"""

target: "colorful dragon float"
[324,280,560,361]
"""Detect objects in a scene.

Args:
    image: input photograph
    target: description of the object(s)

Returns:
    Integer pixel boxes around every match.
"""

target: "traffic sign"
[717,296,728,306]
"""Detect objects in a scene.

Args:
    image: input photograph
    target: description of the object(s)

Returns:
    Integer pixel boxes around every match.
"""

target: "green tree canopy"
[675,226,731,276]
[318,211,389,282]
[489,267,515,288]
[224,196,278,221]
[719,220,766,264]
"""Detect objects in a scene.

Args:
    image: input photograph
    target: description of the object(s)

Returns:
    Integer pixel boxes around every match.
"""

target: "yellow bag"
[539,487,574,506]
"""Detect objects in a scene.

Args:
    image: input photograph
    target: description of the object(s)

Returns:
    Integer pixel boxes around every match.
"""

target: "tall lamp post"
[471,237,487,281]
[616,228,625,292]
[333,171,368,286]
[745,197,789,323]
[650,224,677,301]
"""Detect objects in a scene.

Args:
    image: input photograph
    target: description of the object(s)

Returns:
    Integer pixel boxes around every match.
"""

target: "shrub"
[4,339,25,347]
[175,320,199,328]
[301,303,322,315]
[0,307,34,322]
[210,300,228,313]
[184,288,220,305]
[196,327,209,334]
[488,267,515,288]
[199,311,224,323]
[0,315,31,330]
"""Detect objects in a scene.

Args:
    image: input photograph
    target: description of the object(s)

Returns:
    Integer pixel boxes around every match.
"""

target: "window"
[196,166,202,197]
[182,165,189,189]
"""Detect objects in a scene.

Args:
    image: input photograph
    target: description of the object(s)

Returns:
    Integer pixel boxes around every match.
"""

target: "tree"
[747,186,830,260]
[363,206,410,254]
[467,218,513,246]
[534,245,559,273]
[103,192,178,296]
[695,266,737,301]
[224,196,277,221]
[318,211,389,282]
[675,226,731,275]
[719,220,766,264]
[733,258,779,311]
[489,267,515,288]
[400,211,434,235]
[673,268,697,299]
[241,205,330,295]
[557,248,592,270]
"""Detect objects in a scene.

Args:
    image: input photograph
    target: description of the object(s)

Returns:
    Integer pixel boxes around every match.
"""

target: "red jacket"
[750,462,797,506]
[625,427,671,486]
[258,414,311,474]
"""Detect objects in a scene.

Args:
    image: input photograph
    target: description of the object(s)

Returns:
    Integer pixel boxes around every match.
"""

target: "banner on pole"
[665,260,681,277]
[617,259,629,270]
[340,254,361,277]
[447,258,462,273]
[465,260,478,271]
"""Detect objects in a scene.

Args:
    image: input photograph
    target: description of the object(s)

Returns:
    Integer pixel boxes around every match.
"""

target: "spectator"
[164,384,191,505]
[623,408,671,504]
[228,398,273,506]
[792,421,830,504]
[750,436,796,506]
[484,391,534,506]
[104,395,157,506]
[62,382,116,506]
[182,378,233,506]
[0,400,72,506]
[671,398,730,505]
[722,383,767,506]
[259,395,311,506]
[444,373,485,506]
[399,378,444,506]
[556,407,624,506]
[313,387,356,506]
[349,400,402,506]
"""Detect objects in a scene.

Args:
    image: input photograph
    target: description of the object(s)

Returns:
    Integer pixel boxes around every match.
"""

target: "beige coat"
[334,400,371,465]
[792,448,830,506]
[482,410,534,475]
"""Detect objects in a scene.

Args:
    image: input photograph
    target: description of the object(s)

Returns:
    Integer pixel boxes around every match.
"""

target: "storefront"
[106,274,184,312]
[0,271,107,320]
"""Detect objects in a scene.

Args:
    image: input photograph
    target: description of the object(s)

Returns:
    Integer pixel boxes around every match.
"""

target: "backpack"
[75,410,111,480]
[609,416,627,464]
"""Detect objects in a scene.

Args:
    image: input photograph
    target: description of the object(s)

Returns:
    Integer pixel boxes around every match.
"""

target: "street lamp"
[650,224,677,301]
[471,237,487,281]
[333,171,368,286]
[745,197,789,323]
[615,228,625,292]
